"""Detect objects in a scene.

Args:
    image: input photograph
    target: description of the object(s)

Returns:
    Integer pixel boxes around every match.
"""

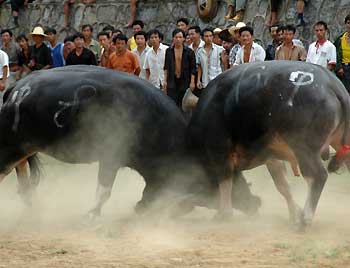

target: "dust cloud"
[0,155,350,268]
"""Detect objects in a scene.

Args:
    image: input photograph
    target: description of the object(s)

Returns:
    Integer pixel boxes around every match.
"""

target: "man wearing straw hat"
[27,26,53,72]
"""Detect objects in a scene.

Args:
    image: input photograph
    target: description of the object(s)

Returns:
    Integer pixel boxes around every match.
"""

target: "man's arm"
[0,66,8,91]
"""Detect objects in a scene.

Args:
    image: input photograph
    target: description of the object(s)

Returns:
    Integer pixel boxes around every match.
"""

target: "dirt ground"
[0,156,350,268]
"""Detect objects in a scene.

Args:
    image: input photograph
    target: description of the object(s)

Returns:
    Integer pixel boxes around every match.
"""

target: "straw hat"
[213,27,222,34]
[228,22,246,36]
[28,26,48,39]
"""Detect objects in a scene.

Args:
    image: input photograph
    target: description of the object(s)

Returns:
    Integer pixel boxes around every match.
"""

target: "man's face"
[277,30,283,42]
[82,27,92,39]
[47,32,56,43]
[115,39,126,53]
[135,35,146,47]
[188,29,199,43]
[346,20,350,33]
[98,34,110,48]
[149,34,160,47]
[173,32,185,47]
[240,31,253,46]
[213,33,222,46]
[314,24,326,41]
[177,21,188,32]
[222,40,233,51]
[64,41,75,53]
[283,30,294,43]
[203,31,213,45]
[233,30,240,42]
[74,37,84,48]
[1,32,11,44]
[132,24,142,34]
[270,26,278,40]
[17,38,28,49]
[32,35,44,45]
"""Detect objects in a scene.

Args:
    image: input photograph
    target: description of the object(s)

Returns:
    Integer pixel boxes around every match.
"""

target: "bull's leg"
[266,160,303,227]
[296,151,328,226]
[216,175,233,219]
[16,160,34,206]
[88,161,119,217]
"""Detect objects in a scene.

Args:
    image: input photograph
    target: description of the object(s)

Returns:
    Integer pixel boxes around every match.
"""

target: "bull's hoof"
[290,208,306,233]
[213,210,234,222]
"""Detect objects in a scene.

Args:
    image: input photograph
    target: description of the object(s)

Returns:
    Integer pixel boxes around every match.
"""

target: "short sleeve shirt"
[0,49,9,79]
[107,50,140,75]
[0,42,21,66]
[306,40,336,68]
[66,47,97,66]
[29,43,53,70]
[234,42,266,65]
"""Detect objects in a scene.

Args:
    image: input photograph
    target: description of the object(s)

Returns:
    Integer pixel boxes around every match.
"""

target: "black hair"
[172,28,185,38]
[345,14,350,24]
[15,34,28,42]
[113,29,123,35]
[239,26,254,36]
[81,24,93,32]
[314,21,328,30]
[112,33,128,43]
[284,24,296,34]
[102,25,115,32]
[201,27,214,37]
[72,32,84,41]
[188,25,201,34]
[134,30,148,41]
[97,31,109,39]
[64,35,75,43]
[176,18,189,26]
[132,20,145,29]
[44,27,56,35]
[277,25,285,33]
[1,29,13,37]
[147,29,162,40]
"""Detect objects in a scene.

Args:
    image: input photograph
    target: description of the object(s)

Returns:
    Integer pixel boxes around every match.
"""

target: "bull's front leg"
[216,175,233,220]
[16,160,35,206]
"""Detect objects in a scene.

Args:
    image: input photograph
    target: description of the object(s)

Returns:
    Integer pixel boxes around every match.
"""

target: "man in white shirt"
[143,29,168,88]
[306,21,336,70]
[188,26,205,53]
[196,28,224,89]
[132,31,151,80]
[0,49,9,105]
[234,26,266,65]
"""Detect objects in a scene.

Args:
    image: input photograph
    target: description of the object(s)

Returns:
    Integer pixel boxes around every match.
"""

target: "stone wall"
[0,0,349,46]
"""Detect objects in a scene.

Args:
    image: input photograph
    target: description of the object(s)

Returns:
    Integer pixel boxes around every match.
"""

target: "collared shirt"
[275,43,306,61]
[341,32,350,63]
[229,43,241,66]
[0,42,20,66]
[100,45,116,68]
[0,49,9,79]
[234,42,266,65]
[143,43,169,88]
[189,39,205,53]
[48,42,65,68]
[107,49,140,75]
[66,47,97,66]
[306,39,336,68]
[84,38,101,61]
[132,46,151,79]
[196,43,224,88]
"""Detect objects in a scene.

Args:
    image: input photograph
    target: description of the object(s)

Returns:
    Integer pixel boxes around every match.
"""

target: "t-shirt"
[29,43,53,70]
[48,42,65,68]
[66,47,97,66]
[341,32,350,63]
[107,50,140,75]
[0,42,21,66]
[128,36,137,51]
[306,39,336,68]
[0,49,9,79]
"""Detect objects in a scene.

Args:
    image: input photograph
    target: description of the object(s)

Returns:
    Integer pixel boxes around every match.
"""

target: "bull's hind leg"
[16,160,34,206]
[295,150,328,227]
[88,161,119,217]
[266,160,303,227]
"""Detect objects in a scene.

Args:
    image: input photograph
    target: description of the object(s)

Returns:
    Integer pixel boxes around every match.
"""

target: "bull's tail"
[328,88,350,173]
[27,154,41,186]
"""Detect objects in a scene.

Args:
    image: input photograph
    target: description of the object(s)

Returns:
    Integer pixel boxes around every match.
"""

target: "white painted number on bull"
[289,71,314,86]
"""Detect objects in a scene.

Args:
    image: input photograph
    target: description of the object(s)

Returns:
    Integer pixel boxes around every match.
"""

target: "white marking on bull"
[287,71,314,106]
[11,84,31,132]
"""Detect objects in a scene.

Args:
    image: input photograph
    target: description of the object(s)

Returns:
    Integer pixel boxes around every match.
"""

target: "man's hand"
[162,81,167,92]
[0,81,6,92]
[197,81,202,90]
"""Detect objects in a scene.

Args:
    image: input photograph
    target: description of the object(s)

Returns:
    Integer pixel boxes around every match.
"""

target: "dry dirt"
[0,155,350,268]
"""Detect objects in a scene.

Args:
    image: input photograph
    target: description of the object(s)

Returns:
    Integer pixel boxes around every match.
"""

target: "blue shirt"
[48,42,65,68]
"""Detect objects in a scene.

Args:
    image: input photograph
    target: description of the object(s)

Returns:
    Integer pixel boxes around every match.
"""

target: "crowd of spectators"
[0,2,350,113]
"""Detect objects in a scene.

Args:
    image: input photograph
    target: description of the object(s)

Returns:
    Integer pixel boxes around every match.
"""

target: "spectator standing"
[128,20,144,51]
[15,34,31,80]
[98,31,115,68]
[306,21,336,70]
[220,31,234,71]
[334,14,350,93]
[0,29,20,87]
[82,24,101,61]
[66,32,97,65]
[265,25,283,60]
[45,27,65,68]
[0,49,9,100]
[28,26,53,71]
[196,28,224,89]
[107,34,140,76]
[228,22,245,67]
[163,29,196,107]
[213,28,223,46]
[176,18,190,33]
[188,26,204,53]
[63,35,75,60]
[132,31,150,79]
[275,25,306,61]
[143,29,168,88]
[233,26,266,65]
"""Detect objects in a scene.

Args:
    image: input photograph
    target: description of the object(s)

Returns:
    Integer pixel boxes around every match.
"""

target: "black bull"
[0,65,260,217]
[187,60,350,228]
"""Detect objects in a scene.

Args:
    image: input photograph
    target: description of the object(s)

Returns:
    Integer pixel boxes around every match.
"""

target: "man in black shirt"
[28,26,53,71]
[66,32,97,66]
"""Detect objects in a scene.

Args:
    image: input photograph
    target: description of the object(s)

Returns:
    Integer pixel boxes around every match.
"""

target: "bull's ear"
[54,85,97,128]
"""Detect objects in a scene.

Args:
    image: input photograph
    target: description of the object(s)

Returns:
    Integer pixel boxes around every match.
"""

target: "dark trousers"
[167,78,187,108]
[341,64,350,94]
